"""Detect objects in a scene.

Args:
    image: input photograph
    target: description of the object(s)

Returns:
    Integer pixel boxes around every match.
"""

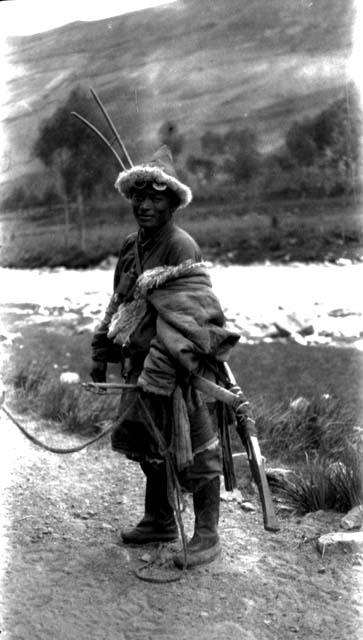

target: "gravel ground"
[1,260,362,638]
[1,409,362,640]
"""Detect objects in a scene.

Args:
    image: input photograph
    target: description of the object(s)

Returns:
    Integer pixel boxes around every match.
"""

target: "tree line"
[2,83,360,215]
[186,84,360,200]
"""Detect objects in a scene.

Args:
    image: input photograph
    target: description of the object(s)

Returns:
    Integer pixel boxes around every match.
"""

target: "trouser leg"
[141,462,177,528]
[121,462,178,544]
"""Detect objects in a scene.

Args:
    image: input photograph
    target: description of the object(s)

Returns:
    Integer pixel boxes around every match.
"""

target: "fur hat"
[114,145,192,209]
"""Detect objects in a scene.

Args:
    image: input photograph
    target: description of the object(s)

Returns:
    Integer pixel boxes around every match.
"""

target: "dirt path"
[1,410,362,640]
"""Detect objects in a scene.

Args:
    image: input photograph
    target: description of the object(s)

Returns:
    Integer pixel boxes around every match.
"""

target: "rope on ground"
[1,383,190,580]
[0,382,130,454]
[1,403,114,454]
[133,544,184,583]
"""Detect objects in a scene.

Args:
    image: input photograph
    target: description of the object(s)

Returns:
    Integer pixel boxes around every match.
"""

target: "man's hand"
[90,360,107,383]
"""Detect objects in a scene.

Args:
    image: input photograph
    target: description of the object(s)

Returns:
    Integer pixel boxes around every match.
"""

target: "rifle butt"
[193,372,280,531]
[245,435,280,532]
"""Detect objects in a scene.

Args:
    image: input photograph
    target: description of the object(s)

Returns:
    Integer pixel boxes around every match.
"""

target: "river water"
[1,260,363,349]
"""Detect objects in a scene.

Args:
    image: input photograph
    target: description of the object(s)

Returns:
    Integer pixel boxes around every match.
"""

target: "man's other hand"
[90,360,107,383]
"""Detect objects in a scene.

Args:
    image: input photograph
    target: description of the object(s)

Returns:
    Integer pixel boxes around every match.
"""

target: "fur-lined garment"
[107,260,240,395]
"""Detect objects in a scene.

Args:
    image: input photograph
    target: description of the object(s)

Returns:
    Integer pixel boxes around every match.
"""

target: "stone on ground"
[317,531,363,555]
[340,505,363,531]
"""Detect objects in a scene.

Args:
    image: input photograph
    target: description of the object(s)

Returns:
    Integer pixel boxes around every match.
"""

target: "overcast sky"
[0,0,176,36]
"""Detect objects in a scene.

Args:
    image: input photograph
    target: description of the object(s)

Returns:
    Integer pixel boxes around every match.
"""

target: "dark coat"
[91,221,201,363]
[91,221,237,482]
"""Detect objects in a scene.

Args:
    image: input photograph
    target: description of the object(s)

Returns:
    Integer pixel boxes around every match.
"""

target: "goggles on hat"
[133,179,167,191]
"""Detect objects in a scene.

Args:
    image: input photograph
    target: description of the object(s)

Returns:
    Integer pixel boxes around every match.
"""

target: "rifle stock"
[192,370,280,532]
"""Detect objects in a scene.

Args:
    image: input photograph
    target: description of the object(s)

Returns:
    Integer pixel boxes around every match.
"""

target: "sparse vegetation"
[1,196,362,268]
[253,393,360,463]
[4,330,362,515]
[275,449,363,514]
[6,356,118,435]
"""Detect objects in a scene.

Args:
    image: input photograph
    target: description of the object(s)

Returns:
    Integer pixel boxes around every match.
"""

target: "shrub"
[276,448,363,514]
[37,378,117,434]
[10,359,50,396]
[189,126,261,188]
[286,119,318,166]
[270,86,362,198]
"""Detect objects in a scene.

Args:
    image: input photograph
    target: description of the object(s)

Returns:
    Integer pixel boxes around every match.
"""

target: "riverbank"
[1,261,363,351]
[1,260,362,455]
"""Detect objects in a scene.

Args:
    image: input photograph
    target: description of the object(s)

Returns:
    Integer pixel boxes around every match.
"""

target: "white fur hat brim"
[114,165,193,209]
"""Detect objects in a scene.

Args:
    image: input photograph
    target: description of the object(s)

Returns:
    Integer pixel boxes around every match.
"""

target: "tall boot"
[174,476,221,568]
[121,463,178,544]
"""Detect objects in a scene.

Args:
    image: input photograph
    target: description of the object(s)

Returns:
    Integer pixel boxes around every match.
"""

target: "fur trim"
[135,259,203,297]
[107,261,206,346]
[114,165,193,209]
[107,297,147,346]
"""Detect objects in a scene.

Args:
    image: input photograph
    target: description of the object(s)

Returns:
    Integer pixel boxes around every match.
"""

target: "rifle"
[83,375,280,531]
[2,372,278,531]
[192,368,280,532]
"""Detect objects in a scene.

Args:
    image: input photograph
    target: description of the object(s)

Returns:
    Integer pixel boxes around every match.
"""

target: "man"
[91,146,239,568]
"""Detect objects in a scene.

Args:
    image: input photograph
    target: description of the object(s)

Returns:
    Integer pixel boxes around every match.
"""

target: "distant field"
[0,196,362,268]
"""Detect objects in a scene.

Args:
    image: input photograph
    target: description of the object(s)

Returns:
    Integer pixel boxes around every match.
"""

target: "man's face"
[130,186,175,231]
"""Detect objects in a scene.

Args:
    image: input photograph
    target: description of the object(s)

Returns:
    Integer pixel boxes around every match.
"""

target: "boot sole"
[121,533,179,545]
[174,542,221,568]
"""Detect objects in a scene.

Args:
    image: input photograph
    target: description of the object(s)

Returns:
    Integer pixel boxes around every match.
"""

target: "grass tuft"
[11,359,50,396]
[5,345,362,515]
[253,393,360,462]
[276,447,363,514]
[6,357,118,435]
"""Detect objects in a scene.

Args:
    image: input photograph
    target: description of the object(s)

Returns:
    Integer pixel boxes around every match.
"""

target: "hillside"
[1,0,354,194]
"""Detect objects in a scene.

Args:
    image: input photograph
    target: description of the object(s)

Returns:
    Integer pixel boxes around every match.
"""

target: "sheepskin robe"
[108,260,240,472]
[91,221,201,364]
[107,260,239,394]
[91,221,239,479]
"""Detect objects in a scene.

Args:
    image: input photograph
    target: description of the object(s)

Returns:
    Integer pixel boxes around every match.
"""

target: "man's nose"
[139,196,153,210]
